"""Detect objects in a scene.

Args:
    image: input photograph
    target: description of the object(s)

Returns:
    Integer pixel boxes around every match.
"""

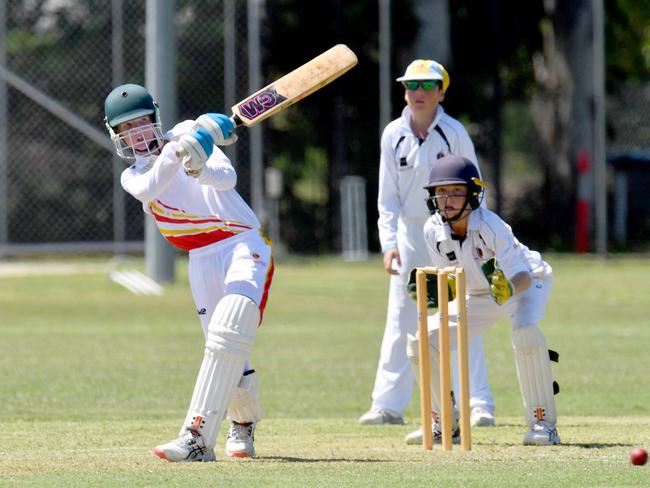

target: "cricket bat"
[230,44,357,128]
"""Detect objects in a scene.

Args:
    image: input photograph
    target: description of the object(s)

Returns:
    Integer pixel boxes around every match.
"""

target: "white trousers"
[425,277,553,349]
[188,229,274,377]
[370,218,495,416]
[188,229,274,337]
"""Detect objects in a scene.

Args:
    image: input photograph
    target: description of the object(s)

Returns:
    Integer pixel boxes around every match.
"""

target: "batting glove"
[177,127,214,177]
[195,113,238,146]
[490,268,514,305]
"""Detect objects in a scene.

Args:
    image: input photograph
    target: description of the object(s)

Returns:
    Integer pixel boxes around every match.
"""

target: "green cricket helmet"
[104,84,163,160]
[423,155,486,220]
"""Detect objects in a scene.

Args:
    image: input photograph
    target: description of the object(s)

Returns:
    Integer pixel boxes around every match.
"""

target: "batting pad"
[227,369,264,424]
[181,294,260,449]
[512,326,557,427]
[407,333,443,416]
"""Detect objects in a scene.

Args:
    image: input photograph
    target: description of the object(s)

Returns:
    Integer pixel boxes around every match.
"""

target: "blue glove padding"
[192,127,215,156]
[177,127,214,177]
[196,113,238,146]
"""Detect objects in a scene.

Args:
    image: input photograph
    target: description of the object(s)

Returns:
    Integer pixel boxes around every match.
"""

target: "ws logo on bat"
[237,86,287,121]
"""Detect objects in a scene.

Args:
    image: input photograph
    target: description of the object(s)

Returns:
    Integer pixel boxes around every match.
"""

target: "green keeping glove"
[406,268,456,309]
[490,267,514,305]
[447,273,457,301]
[481,257,497,282]
[407,268,438,308]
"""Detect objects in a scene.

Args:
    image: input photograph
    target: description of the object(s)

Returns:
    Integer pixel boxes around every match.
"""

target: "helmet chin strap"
[436,195,471,223]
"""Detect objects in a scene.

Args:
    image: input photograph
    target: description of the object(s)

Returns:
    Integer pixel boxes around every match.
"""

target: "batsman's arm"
[121,142,186,202]
[195,150,237,190]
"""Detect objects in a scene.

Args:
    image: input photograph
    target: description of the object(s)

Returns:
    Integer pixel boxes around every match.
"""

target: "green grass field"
[1,254,649,487]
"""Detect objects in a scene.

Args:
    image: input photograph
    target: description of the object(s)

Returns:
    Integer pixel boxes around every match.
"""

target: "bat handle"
[230,113,243,129]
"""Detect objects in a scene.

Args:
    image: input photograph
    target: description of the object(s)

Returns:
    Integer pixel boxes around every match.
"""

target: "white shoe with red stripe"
[226,421,256,458]
[153,427,216,462]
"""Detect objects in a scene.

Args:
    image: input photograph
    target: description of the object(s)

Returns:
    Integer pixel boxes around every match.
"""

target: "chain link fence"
[1,2,648,257]
[607,82,650,248]
[0,0,252,255]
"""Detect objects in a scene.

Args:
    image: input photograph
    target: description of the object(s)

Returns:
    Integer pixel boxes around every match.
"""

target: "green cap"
[104,84,157,128]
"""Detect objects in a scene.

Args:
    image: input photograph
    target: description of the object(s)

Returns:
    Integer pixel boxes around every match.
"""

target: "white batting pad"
[406,333,442,416]
[227,369,264,424]
[180,294,260,449]
[512,326,557,427]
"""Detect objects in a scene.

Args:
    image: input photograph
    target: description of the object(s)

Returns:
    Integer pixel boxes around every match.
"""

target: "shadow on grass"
[258,456,397,463]
[572,443,634,449]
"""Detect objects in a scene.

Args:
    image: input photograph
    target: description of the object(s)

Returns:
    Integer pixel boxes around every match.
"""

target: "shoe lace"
[533,421,555,432]
[178,427,202,446]
[229,422,254,442]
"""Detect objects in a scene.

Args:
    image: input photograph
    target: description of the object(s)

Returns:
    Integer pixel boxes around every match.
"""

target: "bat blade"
[231,44,357,127]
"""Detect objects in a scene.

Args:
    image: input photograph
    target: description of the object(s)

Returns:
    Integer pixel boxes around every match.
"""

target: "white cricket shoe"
[470,407,496,427]
[226,421,256,458]
[153,427,216,462]
[523,421,561,445]
[358,408,404,425]
[405,420,460,445]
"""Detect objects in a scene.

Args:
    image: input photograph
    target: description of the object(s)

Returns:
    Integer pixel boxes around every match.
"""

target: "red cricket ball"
[630,447,648,466]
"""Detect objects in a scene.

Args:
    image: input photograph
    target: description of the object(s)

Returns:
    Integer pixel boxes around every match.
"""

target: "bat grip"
[230,113,243,128]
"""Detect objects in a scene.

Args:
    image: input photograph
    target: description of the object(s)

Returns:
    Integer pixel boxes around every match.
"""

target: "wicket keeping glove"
[482,258,513,305]
[177,127,214,177]
[490,270,513,305]
[481,257,497,282]
[406,268,457,309]
[195,113,238,146]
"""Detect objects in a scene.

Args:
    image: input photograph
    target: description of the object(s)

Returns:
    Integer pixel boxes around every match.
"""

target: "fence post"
[340,176,368,261]
[145,0,176,283]
[0,1,7,251]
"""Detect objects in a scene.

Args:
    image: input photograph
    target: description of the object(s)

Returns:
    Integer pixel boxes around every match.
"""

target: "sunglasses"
[402,80,440,91]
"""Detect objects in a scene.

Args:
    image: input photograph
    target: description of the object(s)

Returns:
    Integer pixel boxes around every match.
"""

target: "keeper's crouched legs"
[405,333,460,445]
[512,325,560,445]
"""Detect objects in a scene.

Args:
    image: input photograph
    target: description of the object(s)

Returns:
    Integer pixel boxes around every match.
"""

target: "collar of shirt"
[399,105,446,137]
[134,154,157,172]
[431,209,482,243]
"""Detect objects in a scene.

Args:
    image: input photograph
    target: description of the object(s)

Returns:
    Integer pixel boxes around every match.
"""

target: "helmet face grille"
[111,123,163,160]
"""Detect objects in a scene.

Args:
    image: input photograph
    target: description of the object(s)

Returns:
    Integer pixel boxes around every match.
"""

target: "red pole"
[575,150,590,253]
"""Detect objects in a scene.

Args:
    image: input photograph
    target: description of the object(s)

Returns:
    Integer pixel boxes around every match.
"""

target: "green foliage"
[291,147,329,205]
[5,29,59,53]
[606,0,650,89]
[3,1,649,252]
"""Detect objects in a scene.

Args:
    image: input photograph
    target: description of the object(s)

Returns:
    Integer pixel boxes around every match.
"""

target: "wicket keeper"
[361,59,495,429]
[406,155,560,446]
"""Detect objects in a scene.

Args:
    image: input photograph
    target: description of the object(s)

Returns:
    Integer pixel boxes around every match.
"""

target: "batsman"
[104,84,273,461]
[406,155,560,446]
